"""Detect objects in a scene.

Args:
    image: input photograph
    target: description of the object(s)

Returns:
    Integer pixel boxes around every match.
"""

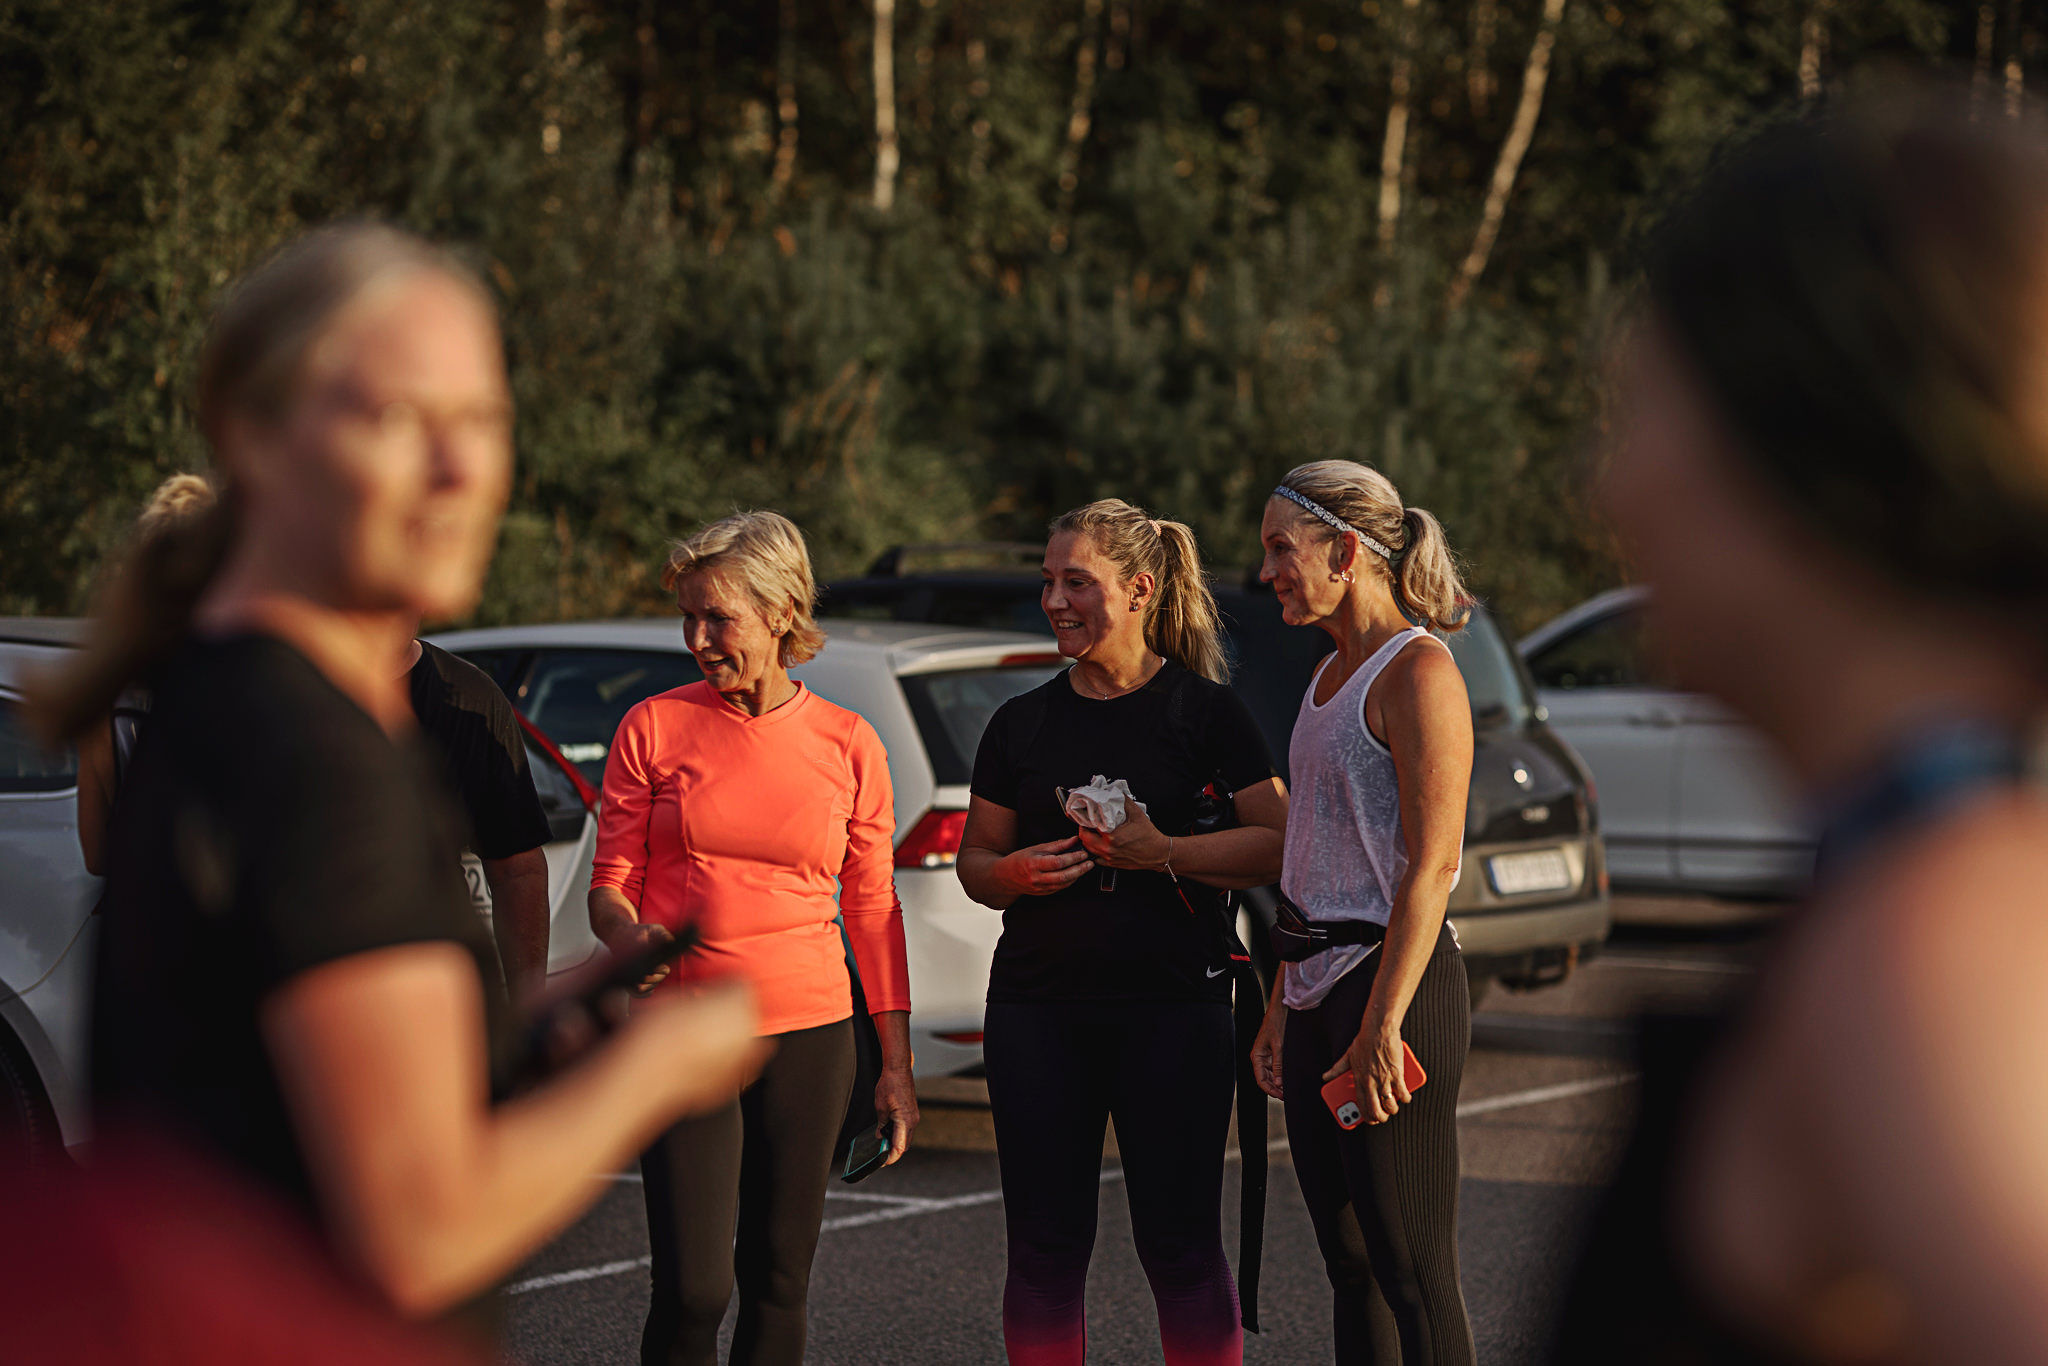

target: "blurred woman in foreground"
[1553,90,2048,1363]
[33,224,764,1333]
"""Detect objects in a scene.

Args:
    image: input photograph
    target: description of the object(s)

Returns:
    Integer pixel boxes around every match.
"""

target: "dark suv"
[825,546,1611,1001]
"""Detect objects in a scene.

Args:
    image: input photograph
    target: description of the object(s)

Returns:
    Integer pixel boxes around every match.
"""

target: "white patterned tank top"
[1280,627,1459,1009]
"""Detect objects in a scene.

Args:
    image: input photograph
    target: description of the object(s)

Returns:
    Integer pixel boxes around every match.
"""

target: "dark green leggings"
[638,1017,855,1366]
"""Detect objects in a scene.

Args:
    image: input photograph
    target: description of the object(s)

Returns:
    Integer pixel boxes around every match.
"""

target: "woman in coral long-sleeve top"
[588,510,918,1366]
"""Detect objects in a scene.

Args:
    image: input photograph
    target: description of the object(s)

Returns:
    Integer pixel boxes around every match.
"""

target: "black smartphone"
[841,1127,891,1184]
[505,925,700,1088]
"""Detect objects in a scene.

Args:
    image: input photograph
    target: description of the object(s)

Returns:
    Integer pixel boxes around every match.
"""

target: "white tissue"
[1061,776,1146,832]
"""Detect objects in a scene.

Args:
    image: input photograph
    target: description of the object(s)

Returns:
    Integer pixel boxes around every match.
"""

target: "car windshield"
[1441,611,1537,729]
[899,663,1065,786]
[512,649,704,787]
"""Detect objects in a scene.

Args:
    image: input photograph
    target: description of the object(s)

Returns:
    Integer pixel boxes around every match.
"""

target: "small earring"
[1130,601,1141,612]
[1342,571,1355,584]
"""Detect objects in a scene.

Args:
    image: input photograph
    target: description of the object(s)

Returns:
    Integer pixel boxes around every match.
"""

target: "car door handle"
[1627,711,1679,728]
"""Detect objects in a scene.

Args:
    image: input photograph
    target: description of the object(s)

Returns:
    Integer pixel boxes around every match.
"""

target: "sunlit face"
[1259,500,1349,627]
[230,270,513,622]
[1041,530,1149,662]
[1600,318,1787,708]
[676,567,787,695]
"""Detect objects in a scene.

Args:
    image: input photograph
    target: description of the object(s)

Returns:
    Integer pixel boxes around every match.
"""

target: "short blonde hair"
[661,510,826,666]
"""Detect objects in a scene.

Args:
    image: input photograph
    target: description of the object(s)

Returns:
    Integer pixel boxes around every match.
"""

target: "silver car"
[1519,586,1816,895]
[0,619,98,1160]
[429,618,1066,1079]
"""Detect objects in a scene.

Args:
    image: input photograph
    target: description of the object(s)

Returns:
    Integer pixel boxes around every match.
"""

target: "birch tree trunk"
[873,0,899,211]
[1798,1,1829,99]
[1447,0,1568,312]
[1049,0,1104,254]
[772,0,799,196]
[1376,0,1423,256]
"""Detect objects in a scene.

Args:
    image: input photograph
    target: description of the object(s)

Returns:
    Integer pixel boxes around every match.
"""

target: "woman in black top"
[32,224,763,1327]
[959,498,1287,1366]
[1550,89,2048,1363]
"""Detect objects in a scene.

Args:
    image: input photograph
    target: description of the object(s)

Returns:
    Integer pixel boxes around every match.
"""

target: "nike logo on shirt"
[1206,966,1226,978]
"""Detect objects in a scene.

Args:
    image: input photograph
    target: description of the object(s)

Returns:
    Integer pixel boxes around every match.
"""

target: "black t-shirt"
[407,640,551,861]
[91,635,509,1228]
[970,661,1276,1004]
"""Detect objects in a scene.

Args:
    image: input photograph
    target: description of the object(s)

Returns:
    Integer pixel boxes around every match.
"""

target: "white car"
[0,619,603,1159]
[0,620,98,1161]
[429,618,1066,1079]
[1518,587,1816,895]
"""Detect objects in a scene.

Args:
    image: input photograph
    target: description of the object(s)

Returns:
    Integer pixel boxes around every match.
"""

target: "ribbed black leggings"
[1281,925,1474,1365]
[637,1018,855,1366]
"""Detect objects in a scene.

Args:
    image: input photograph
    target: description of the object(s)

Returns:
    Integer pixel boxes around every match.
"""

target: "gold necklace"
[1071,657,1159,700]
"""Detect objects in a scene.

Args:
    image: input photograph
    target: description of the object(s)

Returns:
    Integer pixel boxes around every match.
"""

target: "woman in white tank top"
[1248,461,1478,1366]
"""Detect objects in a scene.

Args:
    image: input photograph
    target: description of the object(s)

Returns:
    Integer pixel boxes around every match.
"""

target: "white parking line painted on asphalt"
[509,1256,655,1294]
[1452,1071,1637,1117]
[511,1072,1639,1297]
[1591,954,1751,975]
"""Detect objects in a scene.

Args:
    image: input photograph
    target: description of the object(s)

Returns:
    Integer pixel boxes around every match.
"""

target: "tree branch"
[1447,0,1567,313]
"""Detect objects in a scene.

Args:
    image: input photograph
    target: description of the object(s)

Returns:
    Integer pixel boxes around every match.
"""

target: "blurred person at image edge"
[25,223,764,1350]
[1550,85,2048,1364]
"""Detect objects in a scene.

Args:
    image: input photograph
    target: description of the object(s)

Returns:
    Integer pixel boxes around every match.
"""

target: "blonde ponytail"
[27,486,233,743]
[1394,507,1471,633]
[1148,519,1228,683]
[1274,459,1472,633]
[1048,499,1228,682]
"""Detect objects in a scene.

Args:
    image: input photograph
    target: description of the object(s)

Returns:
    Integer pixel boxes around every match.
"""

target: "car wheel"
[1464,964,1494,1012]
[0,1026,59,1168]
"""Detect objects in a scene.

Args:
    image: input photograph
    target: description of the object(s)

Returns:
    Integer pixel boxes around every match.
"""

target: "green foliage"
[0,0,1984,631]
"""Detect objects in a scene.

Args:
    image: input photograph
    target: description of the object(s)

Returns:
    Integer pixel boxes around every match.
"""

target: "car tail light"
[936,1030,985,1045]
[896,808,968,869]
[998,652,1065,667]
[515,712,599,813]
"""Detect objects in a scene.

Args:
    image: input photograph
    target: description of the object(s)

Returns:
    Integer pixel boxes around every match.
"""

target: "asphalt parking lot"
[504,900,1769,1365]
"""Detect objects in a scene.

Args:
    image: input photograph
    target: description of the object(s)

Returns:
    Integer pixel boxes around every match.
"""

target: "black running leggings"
[984,999,1242,1366]
[1281,926,1475,1366]
[638,1017,855,1366]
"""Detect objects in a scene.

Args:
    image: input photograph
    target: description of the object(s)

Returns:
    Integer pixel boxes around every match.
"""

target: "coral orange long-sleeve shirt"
[591,681,911,1035]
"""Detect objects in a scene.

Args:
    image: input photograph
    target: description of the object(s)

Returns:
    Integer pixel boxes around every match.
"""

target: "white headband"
[1273,485,1397,562]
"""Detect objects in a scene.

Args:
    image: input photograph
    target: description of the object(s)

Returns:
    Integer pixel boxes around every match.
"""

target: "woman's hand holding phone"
[601,920,678,993]
[1324,1023,1420,1125]
[998,837,1095,896]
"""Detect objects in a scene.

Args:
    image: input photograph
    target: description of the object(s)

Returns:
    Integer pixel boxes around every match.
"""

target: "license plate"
[461,854,494,920]
[1487,848,1574,896]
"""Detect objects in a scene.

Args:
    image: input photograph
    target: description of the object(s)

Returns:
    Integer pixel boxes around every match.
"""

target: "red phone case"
[1320,1045,1428,1130]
